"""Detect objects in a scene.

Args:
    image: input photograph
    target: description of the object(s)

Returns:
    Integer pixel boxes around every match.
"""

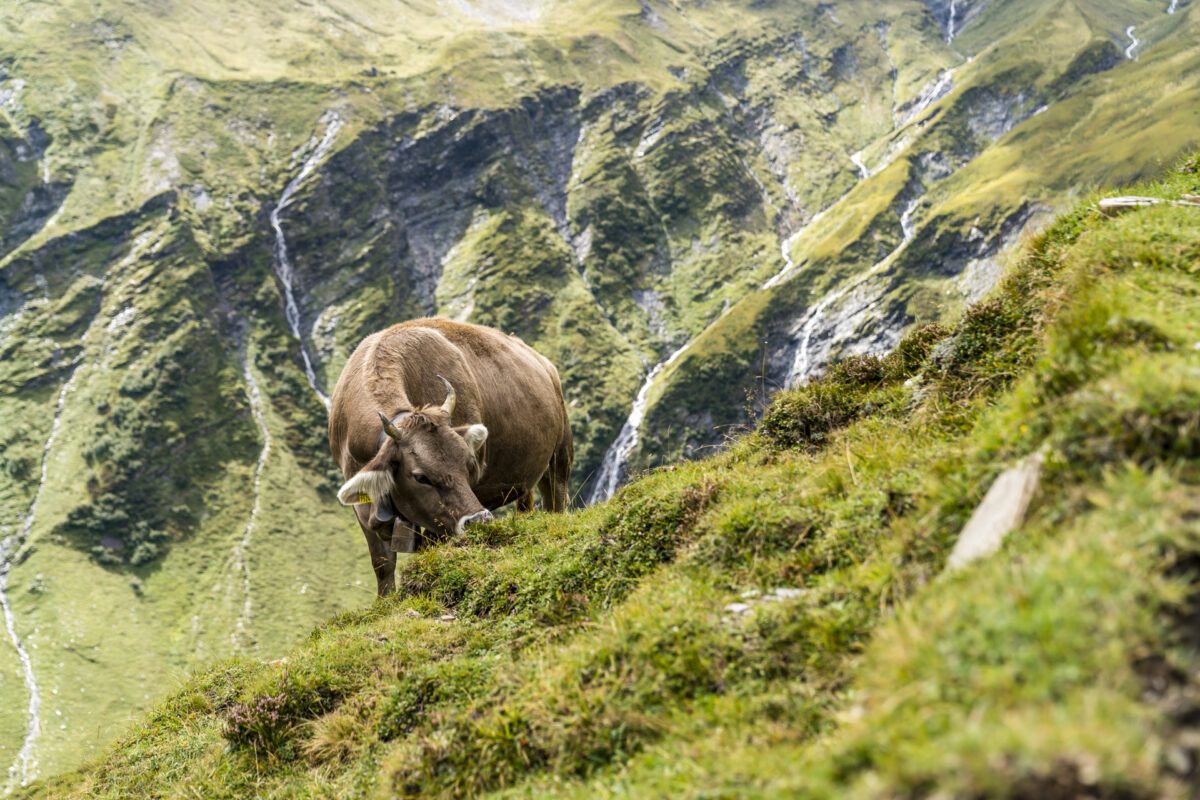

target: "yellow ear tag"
[357,492,372,505]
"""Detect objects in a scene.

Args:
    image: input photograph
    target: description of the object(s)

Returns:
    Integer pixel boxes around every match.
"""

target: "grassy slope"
[24,152,1200,798]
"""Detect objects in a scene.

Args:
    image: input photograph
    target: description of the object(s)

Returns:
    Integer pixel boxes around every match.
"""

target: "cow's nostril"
[456,509,494,535]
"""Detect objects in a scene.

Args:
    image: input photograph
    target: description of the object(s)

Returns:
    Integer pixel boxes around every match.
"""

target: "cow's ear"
[454,423,488,455]
[336,468,395,506]
[336,445,398,505]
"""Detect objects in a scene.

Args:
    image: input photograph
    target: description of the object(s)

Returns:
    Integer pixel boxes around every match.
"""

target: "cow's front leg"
[391,518,418,554]
[356,504,396,597]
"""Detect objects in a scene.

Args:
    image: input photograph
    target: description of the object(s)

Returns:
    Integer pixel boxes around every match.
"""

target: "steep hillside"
[633,0,1200,476]
[21,150,1200,799]
[1,0,1198,784]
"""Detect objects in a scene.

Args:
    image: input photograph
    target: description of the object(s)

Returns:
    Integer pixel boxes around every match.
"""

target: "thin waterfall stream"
[269,113,343,410]
[787,194,921,386]
[229,345,271,652]
[586,344,690,505]
[2,361,82,792]
[1124,26,1140,60]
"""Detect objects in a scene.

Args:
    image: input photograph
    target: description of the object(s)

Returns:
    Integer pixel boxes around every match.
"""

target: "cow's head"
[336,376,494,537]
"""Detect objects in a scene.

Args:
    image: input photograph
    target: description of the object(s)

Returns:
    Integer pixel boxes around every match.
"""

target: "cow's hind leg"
[516,490,535,513]
[356,505,396,597]
[538,433,574,512]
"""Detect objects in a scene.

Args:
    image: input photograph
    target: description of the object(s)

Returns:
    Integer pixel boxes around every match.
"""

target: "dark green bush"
[758,381,867,450]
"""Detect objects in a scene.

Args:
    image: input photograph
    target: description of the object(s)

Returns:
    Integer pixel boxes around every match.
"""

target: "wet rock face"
[966,89,1032,141]
[0,180,70,260]
[277,86,584,346]
[908,202,1046,280]
[917,151,953,182]
[0,125,69,261]
[830,44,861,83]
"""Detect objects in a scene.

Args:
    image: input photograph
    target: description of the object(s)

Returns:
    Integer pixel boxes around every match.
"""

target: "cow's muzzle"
[455,509,495,535]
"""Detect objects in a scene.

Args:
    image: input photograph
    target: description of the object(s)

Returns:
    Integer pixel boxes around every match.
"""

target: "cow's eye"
[412,473,433,486]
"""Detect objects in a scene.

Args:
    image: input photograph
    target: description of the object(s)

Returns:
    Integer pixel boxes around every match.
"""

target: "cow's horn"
[378,410,403,441]
[437,375,456,416]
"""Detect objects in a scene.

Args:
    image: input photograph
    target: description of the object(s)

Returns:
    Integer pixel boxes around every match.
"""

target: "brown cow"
[329,318,573,595]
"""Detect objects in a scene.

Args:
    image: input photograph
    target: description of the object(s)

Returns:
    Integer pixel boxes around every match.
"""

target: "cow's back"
[329,319,569,505]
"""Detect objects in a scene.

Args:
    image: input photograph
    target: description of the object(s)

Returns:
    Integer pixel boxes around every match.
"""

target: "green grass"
[21,149,1200,798]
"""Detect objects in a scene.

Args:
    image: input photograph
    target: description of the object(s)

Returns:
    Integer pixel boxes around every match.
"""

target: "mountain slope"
[634,0,1200,475]
[20,149,1200,799]
[0,0,1198,783]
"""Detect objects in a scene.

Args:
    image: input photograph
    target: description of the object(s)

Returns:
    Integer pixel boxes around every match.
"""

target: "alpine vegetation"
[1,0,1199,787]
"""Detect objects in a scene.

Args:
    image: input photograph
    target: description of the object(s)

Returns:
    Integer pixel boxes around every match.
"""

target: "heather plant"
[222,671,293,758]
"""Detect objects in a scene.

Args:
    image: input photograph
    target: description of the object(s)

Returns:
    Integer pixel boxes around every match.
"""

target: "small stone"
[771,588,803,600]
[1076,753,1101,786]
[946,452,1044,571]
[1166,746,1192,776]
[929,337,958,366]
[739,589,761,599]
[724,602,752,615]
[439,613,456,622]
[1099,195,1160,214]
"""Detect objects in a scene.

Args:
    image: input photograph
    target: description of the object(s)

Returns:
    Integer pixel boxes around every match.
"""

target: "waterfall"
[586,345,690,504]
[229,346,271,652]
[850,149,871,180]
[1,361,82,792]
[269,113,343,410]
[786,194,921,386]
[1124,26,1140,60]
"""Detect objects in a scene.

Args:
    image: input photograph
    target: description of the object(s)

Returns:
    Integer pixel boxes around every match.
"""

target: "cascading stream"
[0,535,39,795]
[946,0,958,44]
[787,195,921,386]
[1124,26,1140,60]
[269,113,343,411]
[898,62,961,128]
[762,205,843,291]
[850,150,870,180]
[1123,2,1178,64]
[1,360,82,793]
[229,345,271,652]
[586,344,690,505]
